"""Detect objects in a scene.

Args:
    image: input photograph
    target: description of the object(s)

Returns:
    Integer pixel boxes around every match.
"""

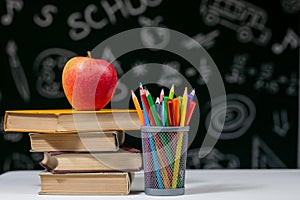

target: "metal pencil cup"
[141,126,189,196]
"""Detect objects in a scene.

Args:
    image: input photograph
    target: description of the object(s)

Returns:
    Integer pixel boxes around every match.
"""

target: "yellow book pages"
[39,171,132,195]
[4,109,140,133]
[29,131,125,152]
[4,109,138,115]
[39,147,142,172]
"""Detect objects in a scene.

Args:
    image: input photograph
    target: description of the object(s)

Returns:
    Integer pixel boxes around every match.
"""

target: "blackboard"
[0,0,299,173]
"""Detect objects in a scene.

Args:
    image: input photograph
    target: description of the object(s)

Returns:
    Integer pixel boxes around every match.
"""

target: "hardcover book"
[39,171,133,195]
[39,147,143,173]
[29,131,125,152]
[4,109,140,133]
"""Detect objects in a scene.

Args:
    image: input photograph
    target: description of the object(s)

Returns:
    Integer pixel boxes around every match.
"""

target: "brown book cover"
[4,109,140,133]
[29,131,125,152]
[39,171,133,195]
[39,147,142,173]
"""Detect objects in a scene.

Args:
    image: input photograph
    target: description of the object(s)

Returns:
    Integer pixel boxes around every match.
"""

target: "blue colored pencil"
[139,83,164,189]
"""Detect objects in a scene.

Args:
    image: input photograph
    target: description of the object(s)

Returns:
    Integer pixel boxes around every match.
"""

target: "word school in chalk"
[32,0,163,41]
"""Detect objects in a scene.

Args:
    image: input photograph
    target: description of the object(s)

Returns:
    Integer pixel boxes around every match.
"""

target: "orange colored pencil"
[172,98,180,126]
[131,90,144,125]
[166,99,174,126]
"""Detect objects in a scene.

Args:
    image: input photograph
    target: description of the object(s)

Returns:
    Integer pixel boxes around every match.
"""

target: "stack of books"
[4,109,141,195]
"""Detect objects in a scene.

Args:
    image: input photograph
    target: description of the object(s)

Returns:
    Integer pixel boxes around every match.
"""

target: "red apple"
[62,51,118,110]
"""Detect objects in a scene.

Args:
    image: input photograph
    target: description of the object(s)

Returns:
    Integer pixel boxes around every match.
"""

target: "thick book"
[29,131,125,152]
[39,147,142,173]
[4,109,140,133]
[39,171,133,195]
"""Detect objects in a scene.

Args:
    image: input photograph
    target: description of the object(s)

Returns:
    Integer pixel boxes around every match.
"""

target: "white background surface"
[0,169,300,200]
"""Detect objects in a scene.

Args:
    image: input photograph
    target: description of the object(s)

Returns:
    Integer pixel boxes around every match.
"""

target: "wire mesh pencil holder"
[141,126,189,196]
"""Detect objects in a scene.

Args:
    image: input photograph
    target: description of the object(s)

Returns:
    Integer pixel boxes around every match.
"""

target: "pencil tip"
[155,97,160,103]
[170,84,174,91]
[145,89,150,95]
[191,88,195,95]
[131,90,136,96]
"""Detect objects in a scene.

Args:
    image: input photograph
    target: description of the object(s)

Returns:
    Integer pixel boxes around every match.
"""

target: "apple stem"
[87,51,92,58]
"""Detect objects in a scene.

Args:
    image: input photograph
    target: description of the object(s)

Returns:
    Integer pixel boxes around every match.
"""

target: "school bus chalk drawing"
[200,0,272,45]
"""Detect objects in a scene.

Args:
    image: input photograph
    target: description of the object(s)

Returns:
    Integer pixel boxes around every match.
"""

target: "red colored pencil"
[140,89,155,126]
[185,100,196,126]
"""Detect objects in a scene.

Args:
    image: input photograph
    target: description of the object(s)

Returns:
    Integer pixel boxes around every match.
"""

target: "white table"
[0,169,300,199]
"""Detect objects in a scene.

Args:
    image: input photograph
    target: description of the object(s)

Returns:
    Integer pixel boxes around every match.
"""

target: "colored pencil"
[187,88,195,108]
[169,84,175,99]
[180,88,188,126]
[131,90,144,125]
[172,97,180,126]
[185,100,196,126]
[146,89,162,126]
[140,89,155,126]
[159,88,164,103]
[166,99,174,126]
[146,88,173,187]
[135,84,197,189]
[139,84,164,189]
[163,96,169,126]
[155,97,161,115]
[161,99,165,127]
[172,87,188,188]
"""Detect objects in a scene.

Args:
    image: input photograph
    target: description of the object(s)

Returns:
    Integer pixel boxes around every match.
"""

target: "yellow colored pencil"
[172,87,188,188]
[131,90,144,126]
[180,87,188,126]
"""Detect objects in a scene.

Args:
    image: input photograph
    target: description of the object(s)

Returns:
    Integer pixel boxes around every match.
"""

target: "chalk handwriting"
[225,54,249,84]
[280,0,300,14]
[187,148,240,169]
[201,148,240,169]
[6,40,31,103]
[140,26,170,49]
[205,93,256,140]
[273,109,290,137]
[285,72,298,96]
[1,0,23,26]
[252,136,287,168]
[224,54,298,96]
[196,58,212,85]
[101,47,124,76]
[33,4,58,27]
[158,61,183,86]
[181,30,220,50]
[138,15,163,26]
[33,48,76,98]
[132,62,148,76]
[68,0,163,41]
[138,15,170,50]
[185,67,197,78]
[272,28,299,55]
[111,81,128,102]
[254,63,279,94]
